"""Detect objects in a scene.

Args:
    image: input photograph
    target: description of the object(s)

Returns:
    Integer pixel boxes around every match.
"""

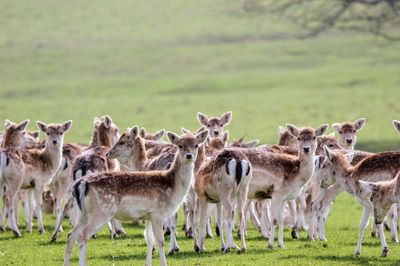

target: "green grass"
[1,0,400,265]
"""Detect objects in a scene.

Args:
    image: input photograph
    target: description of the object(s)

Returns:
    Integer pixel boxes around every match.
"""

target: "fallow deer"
[308,118,367,241]
[197,111,232,138]
[359,172,400,257]
[51,115,121,241]
[193,148,252,253]
[243,123,328,248]
[0,120,72,236]
[63,130,208,266]
[322,146,400,257]
[393,120,400,133]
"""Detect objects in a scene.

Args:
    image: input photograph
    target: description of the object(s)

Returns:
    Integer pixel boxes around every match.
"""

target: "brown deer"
[197,111,232,138]
[0,120,72,236]
[322,146,400,257]
[243,123,328,248]
[63,130,208,266]
[332,118,365,150]
[51,115,121,241]
[194,148,251,253]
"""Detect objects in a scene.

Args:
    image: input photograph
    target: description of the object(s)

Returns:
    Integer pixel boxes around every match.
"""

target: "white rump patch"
[241,160,250,177]
[227,159,236,177]
[75,169,83,179]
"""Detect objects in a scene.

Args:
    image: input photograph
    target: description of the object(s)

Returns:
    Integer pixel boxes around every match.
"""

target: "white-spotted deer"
[0,120,72,236]
[308,118,366,241]
[63,130,208,266]
[244,123,328,248]
[194,148,252,253]
[51,115,120,241]
[322,146,400,257]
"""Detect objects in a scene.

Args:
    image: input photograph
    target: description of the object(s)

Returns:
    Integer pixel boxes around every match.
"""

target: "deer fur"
[243,123,328,248]
[0,120,71,236]
[194,148,252,253]
[197,111,232,138]
[322,146,400,257]
[63,130,208,266]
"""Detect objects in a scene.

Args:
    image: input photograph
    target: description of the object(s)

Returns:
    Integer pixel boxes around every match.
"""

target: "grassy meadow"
[1,0,400,265]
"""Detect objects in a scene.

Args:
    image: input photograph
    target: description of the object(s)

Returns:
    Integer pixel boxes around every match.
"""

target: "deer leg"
[168,212,180,255]
[354,206,371,255]
[145,220,155,266]
[288,199,298,239]
[151,215,167,266]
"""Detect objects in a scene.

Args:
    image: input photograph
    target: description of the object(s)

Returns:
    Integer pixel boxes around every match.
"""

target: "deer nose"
[213,131,219,136]
[186,153,193,160]
[303,147,310,153]
[52,140,57,145]
[346,139,353,144]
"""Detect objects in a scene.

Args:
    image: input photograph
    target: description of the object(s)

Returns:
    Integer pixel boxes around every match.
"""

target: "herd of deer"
[1,113,400,266]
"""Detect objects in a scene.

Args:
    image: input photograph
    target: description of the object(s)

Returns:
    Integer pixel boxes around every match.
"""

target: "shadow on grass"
[313,254,393,265]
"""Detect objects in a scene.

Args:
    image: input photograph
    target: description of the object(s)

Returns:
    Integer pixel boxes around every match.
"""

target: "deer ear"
[93,117,101,126]
[220,111,232,126]
[4,119,12,129]
[196,130,209,145]
[181,127,190,134]
[315,124,329,137]
[196,126,205,134]
[153,129,165,140]
[167,131,180,145]
[286,124,299,138]
[197,112,209,126]
[323,146,335,161]
[393,120,400,133]
[103,115,113,129]
[354,118,366,131]
[332,123,341,133]
[327,132,335,138]
[15,119,30,132]
[222,131,229,144]
[36,121,47,133]
[130,126,139,139]
[62,120,72,133]
[246,139,259,148]
[278,126,286,136]
[139,128,146,138]
[31,131,40,139]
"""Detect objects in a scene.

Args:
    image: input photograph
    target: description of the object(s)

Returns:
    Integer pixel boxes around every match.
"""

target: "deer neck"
[42,140,63,173]
[168,153,195,200]
[130,140,148,171]
[194,144,205,173]
[336,166,356,195]
[297,151,316,184]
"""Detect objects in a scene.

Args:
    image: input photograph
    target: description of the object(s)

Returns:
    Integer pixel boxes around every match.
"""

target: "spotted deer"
[0,120,72,236]
[51,115,121,241]
[322,146,400,257]
[243,123,328,248]
[359,172,400,257]
[308,118,367,241]
[63,130,208,266]
[107,126,207,255]
[197,111,232,138]
[229,136,259,148]
[140,128,165,141]
[50,143,84,232]
[193,148,252,253]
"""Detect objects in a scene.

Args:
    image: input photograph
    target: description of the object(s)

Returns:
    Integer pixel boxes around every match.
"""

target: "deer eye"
[46,132,50,136]
[178,145,183,149]
[195,144,199,148]
[207,125,210,128]
[339,131,342,134]
[328,144,334,148]
[297,137,300,140]
[353,130,356,133]
[119,142,125,146]
[220,124,223,127]
[313,137,316,140]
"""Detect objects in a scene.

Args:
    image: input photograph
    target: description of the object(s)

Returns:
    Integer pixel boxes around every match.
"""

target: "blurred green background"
[1,0,399,151]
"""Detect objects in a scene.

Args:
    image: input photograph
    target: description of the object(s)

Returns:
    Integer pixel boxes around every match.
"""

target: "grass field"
[1,0,400,265]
